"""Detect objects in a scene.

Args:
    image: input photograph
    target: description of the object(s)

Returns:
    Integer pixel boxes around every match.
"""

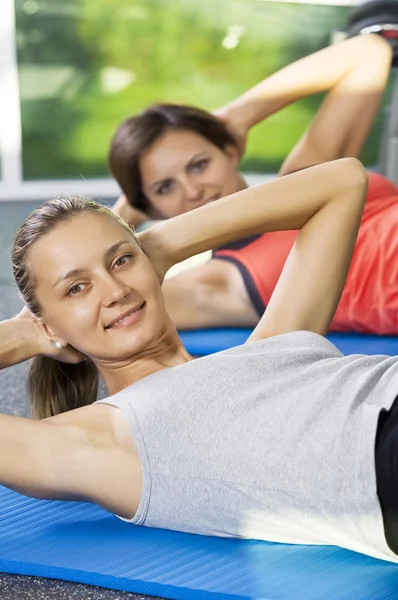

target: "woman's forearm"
[221,34,391,133]
[146,158,365,268]
[0,318,39,370]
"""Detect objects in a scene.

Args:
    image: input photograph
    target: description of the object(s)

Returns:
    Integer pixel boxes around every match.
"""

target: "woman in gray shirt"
[1,158,397,562]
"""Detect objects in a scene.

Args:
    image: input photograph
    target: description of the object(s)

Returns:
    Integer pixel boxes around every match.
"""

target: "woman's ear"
[40,320,67,349]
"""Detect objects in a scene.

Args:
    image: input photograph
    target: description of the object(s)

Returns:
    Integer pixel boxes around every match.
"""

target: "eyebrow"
[149,152,208,191]
[53,240,133,288]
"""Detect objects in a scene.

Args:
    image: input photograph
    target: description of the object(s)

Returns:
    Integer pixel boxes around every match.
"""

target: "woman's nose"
[183,180,203,204]
[100,274,130,306]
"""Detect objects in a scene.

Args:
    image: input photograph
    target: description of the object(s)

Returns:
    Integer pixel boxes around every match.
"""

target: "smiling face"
[139,129,241,218]
[27,211,167,363]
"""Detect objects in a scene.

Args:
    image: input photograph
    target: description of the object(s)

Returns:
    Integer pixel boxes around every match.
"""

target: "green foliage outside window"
[15,0,390,180]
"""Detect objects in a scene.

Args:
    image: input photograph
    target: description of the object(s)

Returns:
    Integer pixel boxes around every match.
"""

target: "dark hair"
[108,103,237,216]
[11,196,139,419]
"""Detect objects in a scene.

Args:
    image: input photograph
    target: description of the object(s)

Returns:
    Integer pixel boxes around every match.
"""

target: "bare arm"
[140,159,364,270]
[162,260,258,329]
[0,404,139,519]
[0,318,39,369]
[0,309,83,370]
[140,158,367,335]
[248,160,367,341]
[0,413,87,500]
[215,34,392,171]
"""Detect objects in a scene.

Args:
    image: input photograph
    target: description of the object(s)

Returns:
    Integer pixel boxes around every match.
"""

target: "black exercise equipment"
[346,1,398,183]
[348,0,398,66]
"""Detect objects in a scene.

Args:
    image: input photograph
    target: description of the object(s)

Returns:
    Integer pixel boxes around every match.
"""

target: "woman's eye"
[67,283,84,297]
[114,254,133,268]
[156,180,173,195]
[191,159,209,173]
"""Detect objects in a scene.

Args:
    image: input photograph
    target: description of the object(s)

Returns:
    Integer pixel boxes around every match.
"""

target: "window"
[15,0,389,180]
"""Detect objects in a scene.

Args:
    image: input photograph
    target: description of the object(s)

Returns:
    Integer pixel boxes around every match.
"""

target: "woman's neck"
[96,322,192,396]
[236,174,248,192]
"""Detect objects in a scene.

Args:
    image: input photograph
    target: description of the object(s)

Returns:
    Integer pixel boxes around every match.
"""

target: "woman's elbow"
[337,157,368,200]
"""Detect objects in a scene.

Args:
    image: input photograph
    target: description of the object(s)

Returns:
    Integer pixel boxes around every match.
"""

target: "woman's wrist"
[232,98,271,132]
[10,316,42,357]
[0,317,40,370]
[215,103,255,142]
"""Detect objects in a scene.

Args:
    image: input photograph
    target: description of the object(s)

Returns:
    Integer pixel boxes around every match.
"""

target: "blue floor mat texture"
[1,477,398,598]
[179,329,398,357]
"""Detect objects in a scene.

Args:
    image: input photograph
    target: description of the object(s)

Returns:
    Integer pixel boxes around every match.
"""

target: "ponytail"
[27,356,99,419]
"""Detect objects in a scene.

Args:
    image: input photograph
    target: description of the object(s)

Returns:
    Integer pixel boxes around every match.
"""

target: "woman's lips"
[106,302,146,330]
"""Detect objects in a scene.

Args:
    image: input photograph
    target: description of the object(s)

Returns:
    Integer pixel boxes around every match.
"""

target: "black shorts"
[375,395,398,554]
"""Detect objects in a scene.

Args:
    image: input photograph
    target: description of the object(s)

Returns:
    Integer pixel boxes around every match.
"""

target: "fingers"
[111,196,149,227]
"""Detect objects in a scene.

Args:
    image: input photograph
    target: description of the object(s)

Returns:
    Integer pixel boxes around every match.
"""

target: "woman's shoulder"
[218,330,343,360]
[247,329,338,348]
[95,332,341,408]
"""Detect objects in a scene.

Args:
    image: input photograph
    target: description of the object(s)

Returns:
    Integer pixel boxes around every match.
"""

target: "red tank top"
[213,172,398,334]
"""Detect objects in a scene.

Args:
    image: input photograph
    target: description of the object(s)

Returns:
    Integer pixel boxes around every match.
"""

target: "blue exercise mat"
[179,329,398,357]
[0,486,398,599]
[1,331,398,598]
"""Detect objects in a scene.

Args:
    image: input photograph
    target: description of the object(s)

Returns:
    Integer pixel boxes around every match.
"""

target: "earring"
[54,341,63,350]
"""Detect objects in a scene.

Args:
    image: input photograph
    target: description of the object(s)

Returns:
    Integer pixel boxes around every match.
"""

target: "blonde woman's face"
[139,129,241,218]
[28,212,167,362]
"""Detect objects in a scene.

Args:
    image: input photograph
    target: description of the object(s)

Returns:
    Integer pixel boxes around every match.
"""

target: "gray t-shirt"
[99,331,398,563]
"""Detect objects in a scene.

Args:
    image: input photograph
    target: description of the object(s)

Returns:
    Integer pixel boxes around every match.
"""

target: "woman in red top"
[214,172,398,334]
[109,34,396,334]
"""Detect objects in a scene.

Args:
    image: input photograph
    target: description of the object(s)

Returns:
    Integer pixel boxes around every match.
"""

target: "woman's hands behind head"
[137,228,172,285]
[111,195,149,228]
[212,107,248,158]
[13,307,85,364]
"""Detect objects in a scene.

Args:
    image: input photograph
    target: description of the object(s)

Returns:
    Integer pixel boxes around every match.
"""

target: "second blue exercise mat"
[0,486,398,599]
[179,329,398,357]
